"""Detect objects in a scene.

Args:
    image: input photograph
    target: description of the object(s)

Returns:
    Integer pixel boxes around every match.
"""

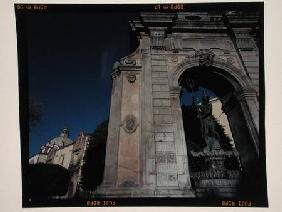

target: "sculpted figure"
[197,94,221,151]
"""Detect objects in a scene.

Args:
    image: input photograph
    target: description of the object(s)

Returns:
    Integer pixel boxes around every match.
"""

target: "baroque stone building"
[29,129,90,198]
[97,11,261,197]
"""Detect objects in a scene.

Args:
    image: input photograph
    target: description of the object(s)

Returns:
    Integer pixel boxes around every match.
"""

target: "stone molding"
[171,54,254,91]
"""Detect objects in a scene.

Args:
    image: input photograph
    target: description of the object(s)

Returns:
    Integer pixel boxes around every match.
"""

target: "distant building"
[209,97,235,148]
[29,128,90,198]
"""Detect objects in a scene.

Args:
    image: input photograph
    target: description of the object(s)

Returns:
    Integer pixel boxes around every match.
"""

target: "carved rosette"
[195,49,215,66]
[122,114,138,133]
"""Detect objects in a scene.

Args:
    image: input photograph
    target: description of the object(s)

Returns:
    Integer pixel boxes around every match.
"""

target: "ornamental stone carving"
[123,114,138,133]
[168,175,177,182]
[195,49,215,66]
[120,56,136,65]
[226,57,235,64]
[127,73,136,83]
[171,55,178,63]
[156,152,177,163]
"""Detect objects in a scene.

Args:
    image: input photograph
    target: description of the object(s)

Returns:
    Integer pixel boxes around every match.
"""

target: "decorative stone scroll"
[195,49,215,66]
[120,56,136,65]
[123,114,138,133]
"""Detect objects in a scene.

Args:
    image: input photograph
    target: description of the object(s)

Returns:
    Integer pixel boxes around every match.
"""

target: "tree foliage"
[27,163,70,199]
[80,119,108,191]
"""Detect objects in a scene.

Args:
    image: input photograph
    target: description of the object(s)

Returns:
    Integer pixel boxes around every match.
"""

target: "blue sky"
[27,12,136,156]
[26,12,216,156]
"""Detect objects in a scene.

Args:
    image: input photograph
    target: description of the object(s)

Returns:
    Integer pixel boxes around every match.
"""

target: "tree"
[80,119,109,192]
[27,163,70,199]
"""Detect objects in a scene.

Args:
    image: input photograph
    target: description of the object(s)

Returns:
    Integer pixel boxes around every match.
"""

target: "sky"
[25,12,139,156]
[22,8,216,156]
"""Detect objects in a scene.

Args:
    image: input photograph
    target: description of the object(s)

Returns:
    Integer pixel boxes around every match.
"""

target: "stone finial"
[113,61,120,71]
[61,128,69,138]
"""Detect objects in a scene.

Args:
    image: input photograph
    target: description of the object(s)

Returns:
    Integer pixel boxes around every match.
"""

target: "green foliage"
[80,119,109,191]
[28,163,70,199]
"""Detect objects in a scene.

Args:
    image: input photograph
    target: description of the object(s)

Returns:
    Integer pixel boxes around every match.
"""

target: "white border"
[1,0,281,211]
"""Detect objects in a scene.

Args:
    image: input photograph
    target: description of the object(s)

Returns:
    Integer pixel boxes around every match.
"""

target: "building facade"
[29,129,90,198]
[97,11,261,197]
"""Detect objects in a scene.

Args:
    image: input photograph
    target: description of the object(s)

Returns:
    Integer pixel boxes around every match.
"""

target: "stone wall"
[99,11,260,198]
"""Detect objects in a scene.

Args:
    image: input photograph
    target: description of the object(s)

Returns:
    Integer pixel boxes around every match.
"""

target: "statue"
[197,94,221,151]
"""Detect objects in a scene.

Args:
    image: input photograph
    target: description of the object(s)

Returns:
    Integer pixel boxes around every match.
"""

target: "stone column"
[97,59,143,196]
[141,50,156,188]
[169,86,193,192]
[234,88,259,155]
[116,70,141,188]
[100,69,123,188]
[221,93,258,175]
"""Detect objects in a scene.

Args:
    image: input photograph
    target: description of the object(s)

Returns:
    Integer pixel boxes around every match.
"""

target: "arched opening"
[176,65,260,198]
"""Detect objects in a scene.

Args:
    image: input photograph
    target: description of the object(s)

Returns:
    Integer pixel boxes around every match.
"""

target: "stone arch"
[171,56,254,91]
[169,55,260,191]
